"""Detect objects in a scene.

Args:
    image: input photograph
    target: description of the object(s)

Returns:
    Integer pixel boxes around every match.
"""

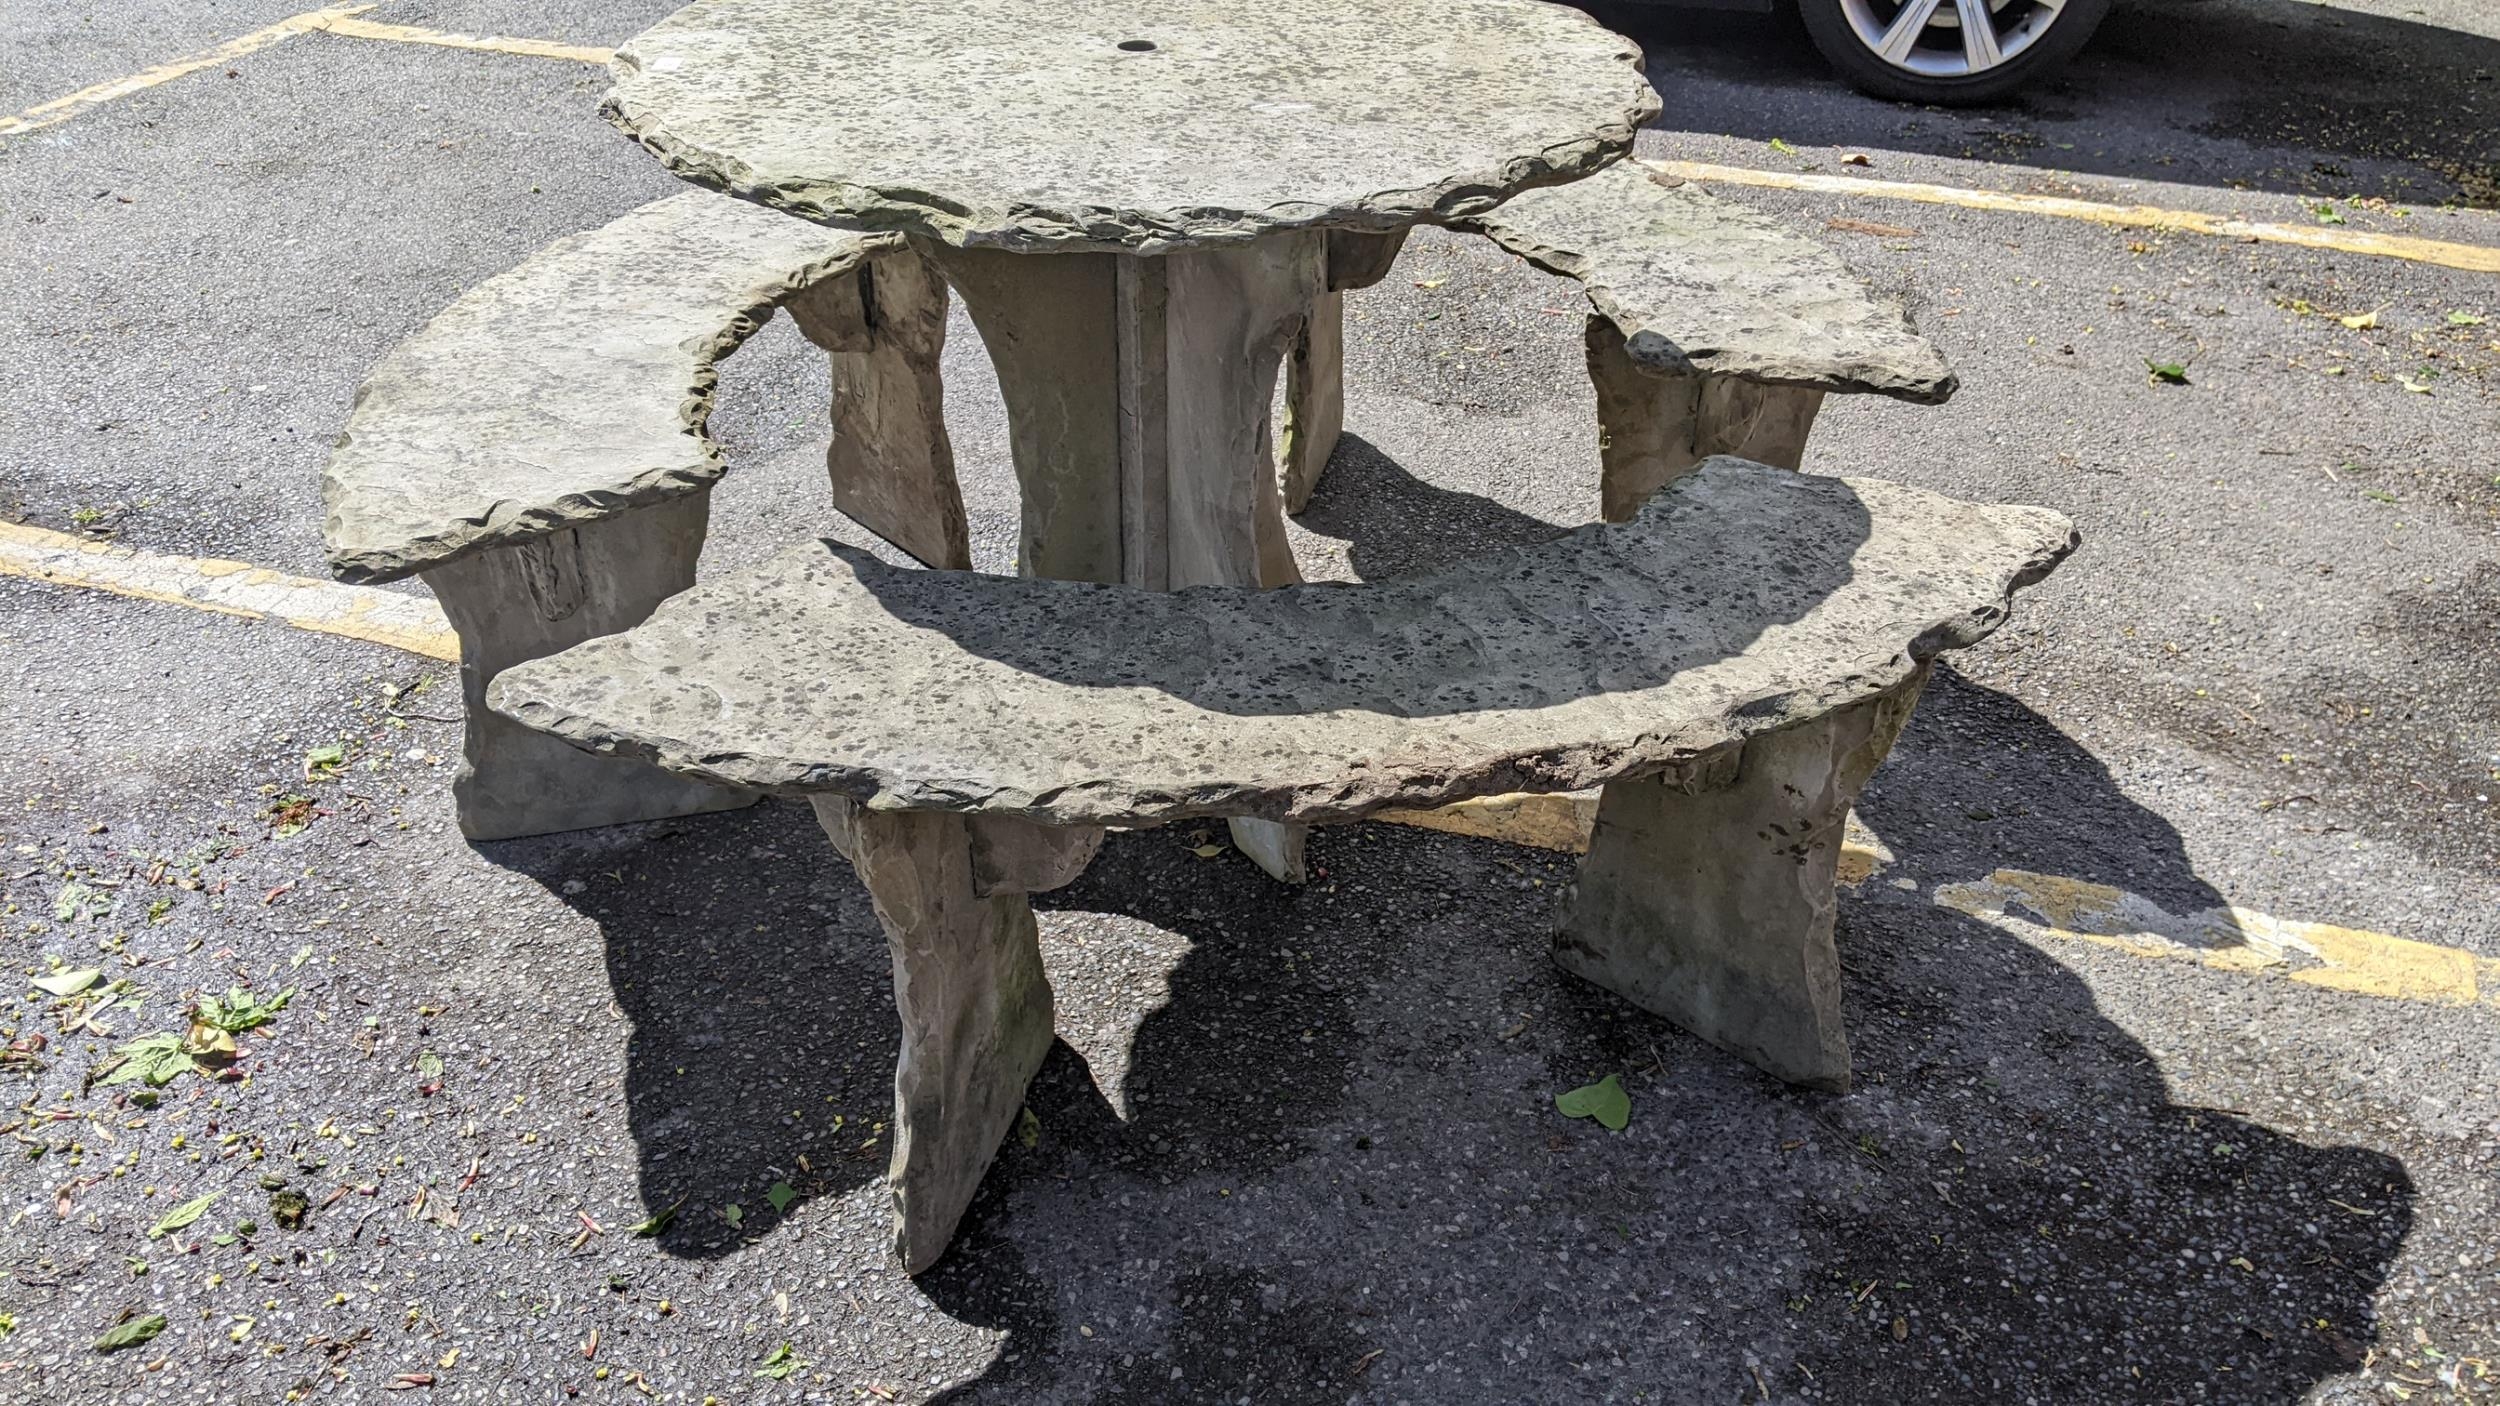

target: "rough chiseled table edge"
[596,18,1662,254]
[490,468,2079,829]
[320,198,897,586]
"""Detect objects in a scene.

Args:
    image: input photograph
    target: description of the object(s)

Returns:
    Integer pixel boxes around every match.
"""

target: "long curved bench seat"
[323,190,963,840]
[490,457,2076,1271]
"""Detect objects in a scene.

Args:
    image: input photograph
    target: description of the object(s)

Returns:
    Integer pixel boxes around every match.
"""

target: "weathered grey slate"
[601,0,1658,254]
[323,191,887,585]
[1458,162,1956,403]
[491,459,2074,826]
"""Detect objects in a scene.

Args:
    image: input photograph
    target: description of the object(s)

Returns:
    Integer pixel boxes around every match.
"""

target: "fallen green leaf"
[2448,310,2487,326]
[1769,136,1797,154]
[722,1203,744,1228]
[765,1181,796,1215]
[629,1205,677,1237]
[1189,844,1225,859]
[1017,1106,1041,1150]
[2144,359,2190,385]
[102,1032,196,1088]
[94,1313,166,1354]
[1555,1074,1632,1131]
[54,881,105,923]
[149,1191,220,1239]
[194,985,294,1035]
[756,1342,807,1380]
[32,968,102,997]
[2313,203,2346,225]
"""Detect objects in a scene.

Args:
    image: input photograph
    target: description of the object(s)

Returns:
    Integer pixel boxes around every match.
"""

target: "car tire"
[1795,0,2110,105]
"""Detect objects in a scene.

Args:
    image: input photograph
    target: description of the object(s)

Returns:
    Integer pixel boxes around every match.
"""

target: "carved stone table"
[602,0,1659,878]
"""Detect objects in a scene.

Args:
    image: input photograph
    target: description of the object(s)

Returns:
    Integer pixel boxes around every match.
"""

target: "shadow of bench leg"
[787,250,972,570]
[1555,669,1927,1092]
[1587,317,1831,523]
[813,799,1089,1274]
[426,494,755,841]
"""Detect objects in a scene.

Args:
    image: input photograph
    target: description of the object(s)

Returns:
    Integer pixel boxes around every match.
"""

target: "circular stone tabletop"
[602,0,1660,254]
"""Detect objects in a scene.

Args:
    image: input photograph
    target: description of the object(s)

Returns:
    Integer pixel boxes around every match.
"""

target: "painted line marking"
[1647,158,2500,275]
[1935,869,2500,1010]
[0,520,457,662]
[310,17,613,65]
[0,4,374,138]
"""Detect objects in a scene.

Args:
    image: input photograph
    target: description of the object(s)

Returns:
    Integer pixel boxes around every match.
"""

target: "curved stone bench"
[323,190,962,840]
[1280,160,1958,519]
[490,457,2076,1271]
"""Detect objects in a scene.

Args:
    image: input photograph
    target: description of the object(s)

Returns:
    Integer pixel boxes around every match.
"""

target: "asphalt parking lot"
[3,1,2497,1402]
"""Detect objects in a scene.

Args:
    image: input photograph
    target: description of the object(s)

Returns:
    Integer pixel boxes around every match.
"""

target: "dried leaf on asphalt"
[1555,1074,1632,1131]
[32,968,102,997]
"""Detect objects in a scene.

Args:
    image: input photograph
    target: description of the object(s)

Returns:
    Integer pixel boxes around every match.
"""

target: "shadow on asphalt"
[1602,0,2500,208]
[1292,431,1573,581]
[484,663,2415,1399]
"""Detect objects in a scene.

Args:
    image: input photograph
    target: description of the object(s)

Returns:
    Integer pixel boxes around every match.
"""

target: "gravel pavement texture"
[2,2,2495,1403]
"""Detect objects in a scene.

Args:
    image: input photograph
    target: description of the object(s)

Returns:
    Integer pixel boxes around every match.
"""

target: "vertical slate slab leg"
[919,241,1127,583]
[813,798,1067,1275]
[1556,670,1926,1091]
[1147,234,1327,881]
[427,494,753,841]
[1278,289,1345,515]
[1277,228,1407,515]
[1587,316,1830,523]
[787,250,971,570]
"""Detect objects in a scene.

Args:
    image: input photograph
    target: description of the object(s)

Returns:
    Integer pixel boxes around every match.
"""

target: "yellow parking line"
[310,17,613,65]
[1647,158,2500,275]
[0,4,374,139]
[1934,869,2500,1011]
[0,521,457,662]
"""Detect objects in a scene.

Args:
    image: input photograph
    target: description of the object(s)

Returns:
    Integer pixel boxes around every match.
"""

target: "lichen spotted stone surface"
[490,459,2075,826]
[322,191,886,585]
[601,0,1659,253]
[1459,162,1957,402]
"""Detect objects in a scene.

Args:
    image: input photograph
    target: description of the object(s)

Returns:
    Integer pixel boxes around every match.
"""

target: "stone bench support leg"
[1555,668,1927,1092]
[1278,289,1345,516]
[812,798,1099,1274]
[786,250,971,570]
[924,234,1325,883]
[429,494,755,841]
[1278,228,1409,515]
[1587,317,1829,523]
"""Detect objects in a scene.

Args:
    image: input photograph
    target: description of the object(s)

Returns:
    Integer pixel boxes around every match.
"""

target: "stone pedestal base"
[1556,670,1924,1091]
[428,495,754,841]
[813,798,1099,1274]
[1587,317,1826,522]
